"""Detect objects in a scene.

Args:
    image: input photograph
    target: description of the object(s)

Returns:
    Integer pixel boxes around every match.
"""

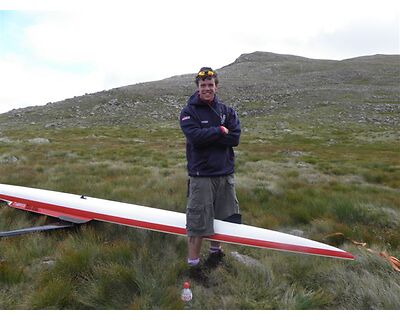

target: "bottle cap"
[183,281,190,289]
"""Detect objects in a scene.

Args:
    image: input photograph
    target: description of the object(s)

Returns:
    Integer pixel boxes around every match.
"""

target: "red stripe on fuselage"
[0,194,354,260]
[209,233,354,259]
[1,194,186,236]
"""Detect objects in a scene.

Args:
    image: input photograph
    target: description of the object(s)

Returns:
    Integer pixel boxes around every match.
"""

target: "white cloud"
[0,54,105,110]
[0,0,399,113]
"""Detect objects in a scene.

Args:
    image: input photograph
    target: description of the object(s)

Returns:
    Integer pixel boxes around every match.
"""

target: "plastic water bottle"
[181,281,193,306]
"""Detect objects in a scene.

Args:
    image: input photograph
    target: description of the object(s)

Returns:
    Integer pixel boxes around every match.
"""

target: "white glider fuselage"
[0,183,354,260]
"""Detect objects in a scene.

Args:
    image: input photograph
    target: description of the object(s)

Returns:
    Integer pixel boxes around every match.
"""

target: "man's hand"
[220,126,229,135]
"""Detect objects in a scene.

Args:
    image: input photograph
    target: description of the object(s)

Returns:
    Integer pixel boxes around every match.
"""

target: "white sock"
[209,245,222,254]
[187,258,200,266]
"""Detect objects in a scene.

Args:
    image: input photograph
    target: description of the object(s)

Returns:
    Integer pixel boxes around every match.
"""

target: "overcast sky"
[0,0,399,114]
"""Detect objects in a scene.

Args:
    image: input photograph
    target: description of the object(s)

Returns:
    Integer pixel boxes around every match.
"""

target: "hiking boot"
[186,264,209,286]
[204,250,225,269]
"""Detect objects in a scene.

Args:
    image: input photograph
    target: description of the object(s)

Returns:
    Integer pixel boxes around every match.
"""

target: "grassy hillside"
[1,52,398,129]
[0,52,399,309]
[1,112,399,309]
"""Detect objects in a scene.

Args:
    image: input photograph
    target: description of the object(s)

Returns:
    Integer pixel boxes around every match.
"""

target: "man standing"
[180,67,241,278]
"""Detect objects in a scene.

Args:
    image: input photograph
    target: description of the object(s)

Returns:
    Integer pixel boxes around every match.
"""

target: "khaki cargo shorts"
[186,174,240,237]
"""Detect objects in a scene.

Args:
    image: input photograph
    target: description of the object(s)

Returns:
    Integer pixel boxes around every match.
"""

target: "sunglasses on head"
[197,70,215,77]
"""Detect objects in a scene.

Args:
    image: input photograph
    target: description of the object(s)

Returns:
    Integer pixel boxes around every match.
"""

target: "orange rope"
[379,252,400,272]
[325,232,400,272]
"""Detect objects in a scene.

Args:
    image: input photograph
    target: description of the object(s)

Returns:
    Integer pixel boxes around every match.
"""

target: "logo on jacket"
[181,116,191,121]
[221,114,226,125]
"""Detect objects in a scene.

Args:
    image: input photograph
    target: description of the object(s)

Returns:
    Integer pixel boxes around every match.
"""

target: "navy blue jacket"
[180,92,241,177]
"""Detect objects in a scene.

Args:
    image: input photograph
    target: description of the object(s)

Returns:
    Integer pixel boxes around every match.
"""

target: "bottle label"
[181,289,193,302]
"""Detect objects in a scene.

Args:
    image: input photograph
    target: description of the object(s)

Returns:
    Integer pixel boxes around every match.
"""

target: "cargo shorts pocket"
[227,175,240,214]
[227,175,236,187]
[186,205,207,232]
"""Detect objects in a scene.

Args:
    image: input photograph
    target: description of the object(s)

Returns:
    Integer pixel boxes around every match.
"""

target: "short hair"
[195,67,219,86]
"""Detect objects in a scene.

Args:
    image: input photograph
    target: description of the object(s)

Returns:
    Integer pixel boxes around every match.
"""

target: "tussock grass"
[0,117,399,309]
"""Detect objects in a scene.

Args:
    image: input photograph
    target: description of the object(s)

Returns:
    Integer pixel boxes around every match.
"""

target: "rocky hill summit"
[1,51,399,129]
